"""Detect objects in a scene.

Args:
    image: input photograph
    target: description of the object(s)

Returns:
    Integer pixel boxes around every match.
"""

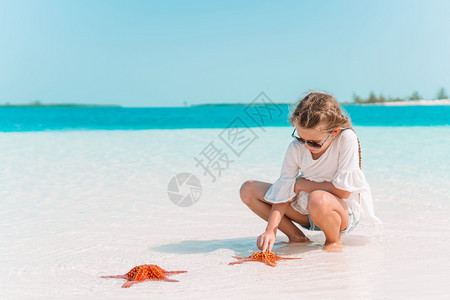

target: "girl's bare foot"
[323,240,343,252]
[287,234,312,244]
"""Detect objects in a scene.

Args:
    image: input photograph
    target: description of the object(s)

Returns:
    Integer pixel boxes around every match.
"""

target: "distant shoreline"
[1,99,449,108]
[193,100,450,107]
[366,99,450,106]
[0,103,122,108]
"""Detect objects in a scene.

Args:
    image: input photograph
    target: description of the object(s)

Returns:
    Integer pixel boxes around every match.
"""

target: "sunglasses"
[291,128,333,149]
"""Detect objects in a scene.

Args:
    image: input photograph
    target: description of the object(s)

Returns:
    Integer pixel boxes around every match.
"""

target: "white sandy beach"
[1,127,449,299]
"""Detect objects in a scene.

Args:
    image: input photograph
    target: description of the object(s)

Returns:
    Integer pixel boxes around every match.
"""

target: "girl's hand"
[257,230,276,252]
[294,177,305,195]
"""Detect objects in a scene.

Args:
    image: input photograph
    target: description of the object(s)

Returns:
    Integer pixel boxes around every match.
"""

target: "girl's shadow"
[151,237,322,256]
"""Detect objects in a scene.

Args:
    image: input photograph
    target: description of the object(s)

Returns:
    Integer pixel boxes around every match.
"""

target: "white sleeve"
[332,130,368,193]
[264,141,300,203]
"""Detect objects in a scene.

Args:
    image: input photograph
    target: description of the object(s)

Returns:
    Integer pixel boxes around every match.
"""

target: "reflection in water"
[152,237,321,256]
[275,241,323,256]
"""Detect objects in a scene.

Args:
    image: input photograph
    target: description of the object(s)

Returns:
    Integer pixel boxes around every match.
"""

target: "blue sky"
[1,0,449,107]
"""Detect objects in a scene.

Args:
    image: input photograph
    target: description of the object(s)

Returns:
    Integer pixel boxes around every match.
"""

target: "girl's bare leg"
[306,190,349,252]
[240,180,310,243]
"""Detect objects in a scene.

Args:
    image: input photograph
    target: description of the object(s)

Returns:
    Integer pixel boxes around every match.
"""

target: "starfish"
[229,251,301,267]
[101,264,187,288]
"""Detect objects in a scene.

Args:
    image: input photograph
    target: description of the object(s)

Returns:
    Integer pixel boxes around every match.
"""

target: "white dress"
[264,129,382,233]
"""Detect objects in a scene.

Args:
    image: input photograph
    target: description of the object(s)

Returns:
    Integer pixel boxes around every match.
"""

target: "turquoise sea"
[1,104,449,298]
[0,105,449,131]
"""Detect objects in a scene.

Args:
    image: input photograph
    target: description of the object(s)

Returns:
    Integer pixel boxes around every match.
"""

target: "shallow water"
[0,127,449,298]
[1,104,449,132]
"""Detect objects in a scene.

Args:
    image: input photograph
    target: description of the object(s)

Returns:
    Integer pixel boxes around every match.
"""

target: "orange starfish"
[101,264,187,288]
[229,251,301,267]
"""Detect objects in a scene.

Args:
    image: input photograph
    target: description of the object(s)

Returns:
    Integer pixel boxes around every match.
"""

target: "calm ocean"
[0,105,449,132]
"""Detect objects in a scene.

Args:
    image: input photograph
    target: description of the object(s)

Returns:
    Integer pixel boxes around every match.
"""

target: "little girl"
[240,92,382,252]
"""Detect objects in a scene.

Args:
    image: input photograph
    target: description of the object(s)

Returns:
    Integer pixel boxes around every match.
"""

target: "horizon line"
[1,99,449,108]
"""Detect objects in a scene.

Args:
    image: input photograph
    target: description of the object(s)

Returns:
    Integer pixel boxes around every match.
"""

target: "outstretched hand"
[257,231,276,252]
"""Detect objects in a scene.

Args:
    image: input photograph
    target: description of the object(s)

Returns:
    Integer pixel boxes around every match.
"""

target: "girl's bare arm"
[266,202,290,233]
[257,202,290,252]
